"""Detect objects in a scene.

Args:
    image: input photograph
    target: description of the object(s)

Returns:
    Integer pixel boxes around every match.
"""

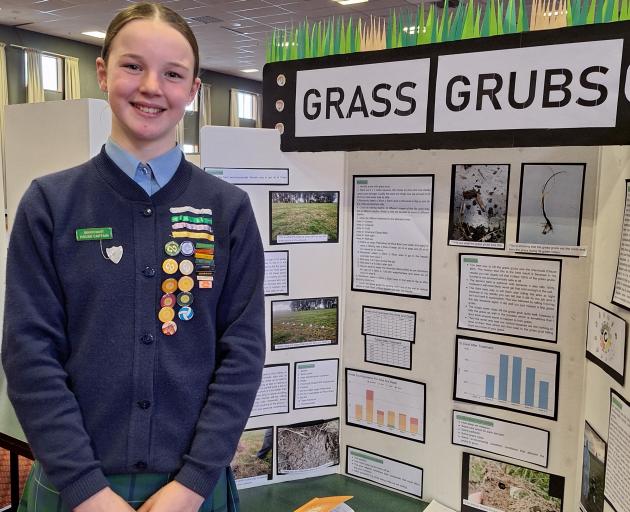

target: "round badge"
[162,321,177,336]
[179,259,194,276]
[162,258,178,275]
[180,241,195,256]
[164,240,180,256]
[158,307,175,323]
[160,293,176,308]
[178,275,195,292]
[161,278,178,294]
[177,291,194,307]
[178,306,194,321]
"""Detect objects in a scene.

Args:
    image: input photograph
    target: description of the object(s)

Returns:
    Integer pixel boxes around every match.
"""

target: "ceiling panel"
[0,0,473,79]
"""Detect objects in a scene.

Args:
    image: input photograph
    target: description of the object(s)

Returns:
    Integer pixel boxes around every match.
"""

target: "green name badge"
[76,227,113,241]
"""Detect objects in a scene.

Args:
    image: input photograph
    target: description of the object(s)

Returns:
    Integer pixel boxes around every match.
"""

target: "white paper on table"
[331,504,355,512]
[424,500,457,512]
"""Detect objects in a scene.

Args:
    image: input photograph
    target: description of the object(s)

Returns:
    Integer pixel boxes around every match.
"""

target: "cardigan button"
[142,207,153,217]
[137,400,151,410]
[142,266,156,277]
[140,333,154,345]
[134,461,147,470]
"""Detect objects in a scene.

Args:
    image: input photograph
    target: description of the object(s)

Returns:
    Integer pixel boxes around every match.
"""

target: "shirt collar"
[104,138,183,188]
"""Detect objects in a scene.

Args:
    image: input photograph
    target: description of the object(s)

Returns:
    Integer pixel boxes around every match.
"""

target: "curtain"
[255,93,262,128]
[25,48,45,103]
[229,88,239,127]
[64,56,80,100]
[0,43,8,236]
[175,118,185,146]
[0,43,8,191]
[199,83,212,129]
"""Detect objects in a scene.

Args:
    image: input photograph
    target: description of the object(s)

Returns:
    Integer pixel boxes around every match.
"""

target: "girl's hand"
[137,481,204,512]
[73,487,135,512]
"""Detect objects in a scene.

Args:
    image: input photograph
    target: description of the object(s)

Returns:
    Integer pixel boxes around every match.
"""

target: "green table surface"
[239,474,427,512]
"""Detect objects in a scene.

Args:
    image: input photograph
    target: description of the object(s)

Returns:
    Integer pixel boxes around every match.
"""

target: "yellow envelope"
[294,496,353,512]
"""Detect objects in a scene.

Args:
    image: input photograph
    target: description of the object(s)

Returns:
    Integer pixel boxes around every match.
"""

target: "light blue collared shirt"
[104,138,183,196]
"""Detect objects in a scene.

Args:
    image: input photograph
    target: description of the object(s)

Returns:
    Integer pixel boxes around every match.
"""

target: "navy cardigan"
[2,148,265,509]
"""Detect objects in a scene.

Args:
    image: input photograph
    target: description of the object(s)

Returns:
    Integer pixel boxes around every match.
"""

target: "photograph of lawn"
[272,297,338,350]
[230,427,273,488]
[270,191,339,244]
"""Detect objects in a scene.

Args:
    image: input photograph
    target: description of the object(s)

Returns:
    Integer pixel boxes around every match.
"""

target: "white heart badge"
[105,245,123,264]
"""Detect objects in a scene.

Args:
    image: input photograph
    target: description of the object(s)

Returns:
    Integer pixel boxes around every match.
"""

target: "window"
[183,94,199,153]
[237,91,256,120]
[185,94,199,112]
[24,53,63,93]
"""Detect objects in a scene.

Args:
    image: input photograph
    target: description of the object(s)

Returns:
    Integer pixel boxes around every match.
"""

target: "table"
[239,474,427,512]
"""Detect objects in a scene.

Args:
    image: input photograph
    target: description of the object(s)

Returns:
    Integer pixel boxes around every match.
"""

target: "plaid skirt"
[17,461,239,512]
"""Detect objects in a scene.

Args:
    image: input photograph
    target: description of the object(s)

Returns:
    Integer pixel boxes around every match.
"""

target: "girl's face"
[96,18,200,156]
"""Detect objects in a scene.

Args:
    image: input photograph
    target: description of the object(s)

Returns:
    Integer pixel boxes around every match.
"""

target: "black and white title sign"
[434,39,622,131]
[263,22,630,151]
[295,59,431,136]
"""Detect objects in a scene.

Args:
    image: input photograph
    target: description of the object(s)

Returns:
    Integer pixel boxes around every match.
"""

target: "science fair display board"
[201,118,607,511]
[252,18,630,512]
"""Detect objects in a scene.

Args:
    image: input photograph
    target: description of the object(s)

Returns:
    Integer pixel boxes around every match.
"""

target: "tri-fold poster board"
[200,21,630,510]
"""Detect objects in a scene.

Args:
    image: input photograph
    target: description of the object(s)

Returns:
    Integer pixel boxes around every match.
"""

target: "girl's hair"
[102,2,200,78]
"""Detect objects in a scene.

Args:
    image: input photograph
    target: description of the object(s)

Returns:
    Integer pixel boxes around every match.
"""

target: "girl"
[2,3,265,511]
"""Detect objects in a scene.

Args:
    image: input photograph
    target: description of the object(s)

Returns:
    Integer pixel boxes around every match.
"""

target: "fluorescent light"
[82,31,106,39]
[336,0,369,5]
[241,69,259,73]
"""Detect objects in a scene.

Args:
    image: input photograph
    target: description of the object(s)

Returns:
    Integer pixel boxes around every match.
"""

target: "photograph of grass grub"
[517,163,586,247]
[270,191,339,244]
[464,454,563,512]
[448,164,509,249]
[272,297,338,350]
[230,427,273,486]
[277,418,339,475]
[580,422,606,512]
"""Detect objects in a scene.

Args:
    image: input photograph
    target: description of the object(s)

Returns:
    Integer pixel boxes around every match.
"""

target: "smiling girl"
[2,3,265,512]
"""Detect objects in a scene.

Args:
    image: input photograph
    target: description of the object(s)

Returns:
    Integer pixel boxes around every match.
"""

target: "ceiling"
[0,0,428,81]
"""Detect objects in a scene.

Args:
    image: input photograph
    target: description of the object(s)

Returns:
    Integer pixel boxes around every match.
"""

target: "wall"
[199,69,262,127]
[342,146,600,511]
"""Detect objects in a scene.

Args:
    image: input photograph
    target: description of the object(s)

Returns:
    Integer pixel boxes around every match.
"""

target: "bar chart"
[346,368,425,442]
[455,337,559,419]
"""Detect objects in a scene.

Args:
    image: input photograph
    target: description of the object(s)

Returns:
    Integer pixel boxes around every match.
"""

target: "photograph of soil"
[230,428,273,482]
[465,454,563,512]
[448,164,509,248]
[270,191,339,244]
[272,297,338,350]
[580,422,606,512]
[277,418,340,474]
